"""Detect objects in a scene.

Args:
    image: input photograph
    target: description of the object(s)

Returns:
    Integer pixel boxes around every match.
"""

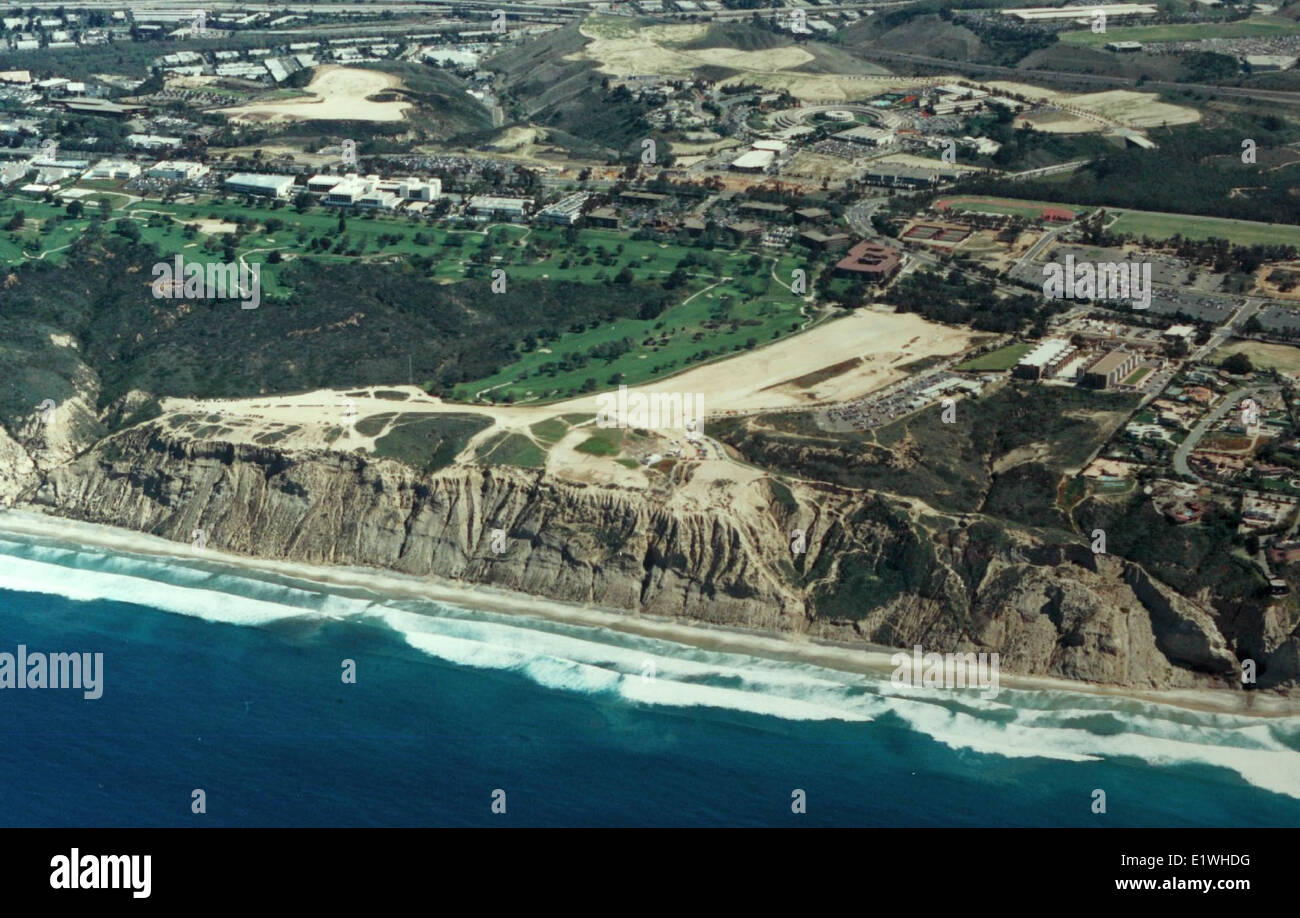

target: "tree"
[113,219,140,242]
[1222,352,1253,376]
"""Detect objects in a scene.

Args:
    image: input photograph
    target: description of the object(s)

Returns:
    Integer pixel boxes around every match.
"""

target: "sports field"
[1059,17,1300,47]
[1212,341,1300,374]
[1108,209,1300,247]
[935,196,1087,220]
[956,341,1031,371]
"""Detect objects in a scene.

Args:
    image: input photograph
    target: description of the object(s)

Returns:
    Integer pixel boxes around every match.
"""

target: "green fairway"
[0,187,830,404]
[448,243,810,403]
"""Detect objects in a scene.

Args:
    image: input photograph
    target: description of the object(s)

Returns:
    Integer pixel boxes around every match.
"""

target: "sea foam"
[2,533,1300,797]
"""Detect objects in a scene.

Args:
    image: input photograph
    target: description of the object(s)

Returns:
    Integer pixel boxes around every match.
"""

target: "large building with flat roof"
[1082,349,1140,389]
[224,173,296,198]
[149,160,208,182]
[729,149,775,173]
[466,195,531,219]
[1004,3,1155,20]
[1245,54,1298,72]
[1013,338,1076,380]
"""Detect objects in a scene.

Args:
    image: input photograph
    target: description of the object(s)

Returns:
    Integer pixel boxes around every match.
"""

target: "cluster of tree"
[957,116,1300,225]
[885,268,1058,332]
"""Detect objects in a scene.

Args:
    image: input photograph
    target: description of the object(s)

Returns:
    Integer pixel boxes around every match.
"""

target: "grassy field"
[935,196,1088,220]
[475,431,547,468]
[1212,340,1300,374]
[576,427,624,456]
[955,341,1031,371]
[1123,366,1153,386]
[1107,208,1300,247]
[1059,17,1300,47]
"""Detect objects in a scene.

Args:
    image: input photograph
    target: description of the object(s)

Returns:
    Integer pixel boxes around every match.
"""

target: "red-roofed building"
[835,240,902,281]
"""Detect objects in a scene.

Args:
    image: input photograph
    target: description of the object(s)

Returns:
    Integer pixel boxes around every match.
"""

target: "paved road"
[1007,160,1092,181]
[1172,385,1258,481]
[1194,297,1263,362]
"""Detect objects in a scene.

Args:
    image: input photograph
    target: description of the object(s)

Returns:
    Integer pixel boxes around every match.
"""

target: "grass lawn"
[1059,17,1300,47]
[1108,208,1300,247]
[1212,340,1300,374]
[935,195,1088,220]
[449,245,810,403]
[956,341,1032,371]
[475,431,547,468]
[576,427,624,456]
[1123,367,1153,386]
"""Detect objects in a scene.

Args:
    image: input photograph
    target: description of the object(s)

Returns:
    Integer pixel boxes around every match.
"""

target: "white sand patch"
[222,66,409,124]
[1067,90,1200,129]
[191,219,240,235]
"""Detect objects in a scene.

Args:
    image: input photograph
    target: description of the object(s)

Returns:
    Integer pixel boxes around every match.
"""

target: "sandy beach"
[0,508,1295,718]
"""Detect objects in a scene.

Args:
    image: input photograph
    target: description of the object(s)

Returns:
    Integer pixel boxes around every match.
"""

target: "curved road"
[1172,386,1259,482]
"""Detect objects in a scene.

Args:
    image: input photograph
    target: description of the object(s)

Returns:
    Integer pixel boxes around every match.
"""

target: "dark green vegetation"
[485,21,655,158]
[1074,495,1267,625]
[474,430,547,468]
[841,7,1056,68]
[961,105,1117,171]
[800,496,946,620]
[711,384,1137,528]
[835,0,1300,89]
[0,197,810,413]
[575,427,624,456]
[0,311,105,441]
[371,413,493,472]
[959,115,1300,226]
[0,240,674,405]
[886,268,1060,333]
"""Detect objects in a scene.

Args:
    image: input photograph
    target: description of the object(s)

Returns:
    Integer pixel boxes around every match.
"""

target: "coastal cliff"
[20,422,1288,693]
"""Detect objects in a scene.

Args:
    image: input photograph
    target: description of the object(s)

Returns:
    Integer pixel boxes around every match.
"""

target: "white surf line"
[0,509,1294,720]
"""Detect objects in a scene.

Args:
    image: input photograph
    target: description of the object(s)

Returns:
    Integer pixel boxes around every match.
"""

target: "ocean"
[1,528,1299,828]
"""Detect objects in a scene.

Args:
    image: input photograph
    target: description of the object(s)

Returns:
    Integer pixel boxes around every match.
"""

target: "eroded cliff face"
[20,422,1278,692]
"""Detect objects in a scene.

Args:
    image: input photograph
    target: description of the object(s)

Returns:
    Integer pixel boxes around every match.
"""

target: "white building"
[1245,54,1298,72]
[383,177,440,202]
[535,191,589,225]
[357,189,400,210]
[729,149,775,173]
[323,175,376,205]
[466,195,531,219]
[307,174,343,195]
[834,125,895,147]
[149,160,209,182]
[128,135,182,151]
[224,172,296,198]
[85,158,141,180]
